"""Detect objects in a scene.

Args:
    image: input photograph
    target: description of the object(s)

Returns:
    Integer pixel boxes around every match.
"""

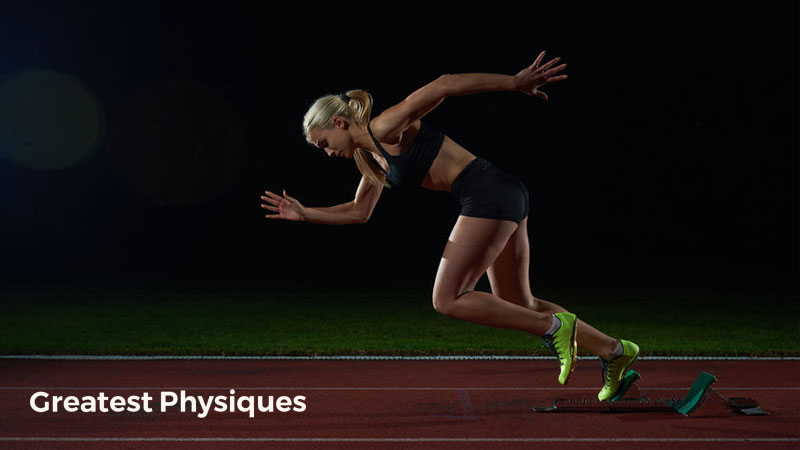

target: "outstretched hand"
[261,189,305,221]
[514,50,568,101]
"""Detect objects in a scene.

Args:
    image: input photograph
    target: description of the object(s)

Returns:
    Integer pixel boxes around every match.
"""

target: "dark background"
[0,1,796,294]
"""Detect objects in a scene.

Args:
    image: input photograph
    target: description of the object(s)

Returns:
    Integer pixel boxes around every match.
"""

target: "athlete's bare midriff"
[369,121,477,192]
[419,136,476,192]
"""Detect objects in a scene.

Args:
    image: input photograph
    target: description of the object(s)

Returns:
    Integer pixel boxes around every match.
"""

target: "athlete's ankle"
[610,340,624,359]
[598,340,623,361]
[544,314,561,336]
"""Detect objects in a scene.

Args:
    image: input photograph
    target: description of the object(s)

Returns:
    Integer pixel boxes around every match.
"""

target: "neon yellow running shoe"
[542,312,578,385]
[598,339,640,401]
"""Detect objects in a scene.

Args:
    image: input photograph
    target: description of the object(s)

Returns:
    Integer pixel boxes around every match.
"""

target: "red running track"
[0,358,798,449]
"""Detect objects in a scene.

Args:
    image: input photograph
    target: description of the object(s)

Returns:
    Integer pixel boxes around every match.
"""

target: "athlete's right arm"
[262,176,383,225]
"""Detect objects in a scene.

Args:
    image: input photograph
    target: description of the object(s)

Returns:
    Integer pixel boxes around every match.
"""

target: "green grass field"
[1,283,797,357]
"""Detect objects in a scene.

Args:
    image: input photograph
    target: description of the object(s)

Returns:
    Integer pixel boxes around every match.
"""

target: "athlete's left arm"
[372,50,568,141]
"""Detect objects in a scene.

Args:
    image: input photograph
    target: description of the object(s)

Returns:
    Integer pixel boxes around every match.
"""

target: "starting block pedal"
[531,370,761,416]
[610,369,642,401]
[672,371,717,415]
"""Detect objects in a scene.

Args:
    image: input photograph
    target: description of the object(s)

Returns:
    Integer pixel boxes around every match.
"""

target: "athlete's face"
[309,117,354,159]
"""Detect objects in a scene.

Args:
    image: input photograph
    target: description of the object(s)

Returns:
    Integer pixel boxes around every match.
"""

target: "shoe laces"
[601,359,610,385]
[543,334,564,366]
[600,356,623,386]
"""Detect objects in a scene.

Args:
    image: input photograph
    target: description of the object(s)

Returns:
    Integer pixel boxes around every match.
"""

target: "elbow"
[352,208,370,224]
[357,211,371,224]
[352,201,373,224]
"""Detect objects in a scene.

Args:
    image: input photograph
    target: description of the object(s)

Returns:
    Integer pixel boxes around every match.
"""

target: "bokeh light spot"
[0,68,105,170]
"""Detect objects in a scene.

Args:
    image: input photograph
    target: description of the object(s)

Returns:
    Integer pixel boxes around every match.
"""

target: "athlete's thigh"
[487,216,533,307]
[433,215,518,302]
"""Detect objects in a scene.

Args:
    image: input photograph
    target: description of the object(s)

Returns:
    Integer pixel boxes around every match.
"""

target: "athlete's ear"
[332,116,348,129]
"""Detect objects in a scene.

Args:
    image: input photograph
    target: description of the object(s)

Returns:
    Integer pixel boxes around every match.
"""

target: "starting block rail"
[532,370,768,416]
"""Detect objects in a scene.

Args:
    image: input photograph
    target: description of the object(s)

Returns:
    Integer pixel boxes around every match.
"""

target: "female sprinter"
[261,51,639,400]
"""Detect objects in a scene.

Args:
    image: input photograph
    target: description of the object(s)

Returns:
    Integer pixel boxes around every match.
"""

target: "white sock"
[545,314,561,335]
[611,341,624,358]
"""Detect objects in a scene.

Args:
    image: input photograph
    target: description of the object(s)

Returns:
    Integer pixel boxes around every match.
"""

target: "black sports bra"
[367,121,445,189]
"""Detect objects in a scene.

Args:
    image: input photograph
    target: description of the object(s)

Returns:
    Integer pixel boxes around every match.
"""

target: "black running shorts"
[451,157,530,224]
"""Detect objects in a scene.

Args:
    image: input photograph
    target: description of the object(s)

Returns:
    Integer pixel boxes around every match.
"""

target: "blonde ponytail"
[303,90,390,188]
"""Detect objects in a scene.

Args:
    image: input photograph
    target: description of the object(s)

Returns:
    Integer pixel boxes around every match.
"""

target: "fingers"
[539,56,561,71]
[529,55,568,84]
[282,189,299,202]
[261,204,279,212]
[540,73,568,86]
[532,52,563,70]
[264,190,283,201]
[261,193,281,206]
[531,50,546,68]
[262,190,288,220]
[264,190,296,206]
[543,63,567,77]
[533,90,549,101]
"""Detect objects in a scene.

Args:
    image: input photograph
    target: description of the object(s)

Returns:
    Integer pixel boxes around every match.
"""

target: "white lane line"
[1,355,798,361]
[0,437,798,443]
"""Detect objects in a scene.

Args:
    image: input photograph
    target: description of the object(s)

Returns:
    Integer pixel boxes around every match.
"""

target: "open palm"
[261,190,304,221]
[514,50,569,101]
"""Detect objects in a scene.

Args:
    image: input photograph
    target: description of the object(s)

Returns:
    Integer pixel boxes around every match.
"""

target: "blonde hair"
[303,89,390,188]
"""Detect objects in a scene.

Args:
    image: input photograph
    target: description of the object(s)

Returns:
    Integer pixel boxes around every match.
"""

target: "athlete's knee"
[431,289,471,317]
[431,291,455,316]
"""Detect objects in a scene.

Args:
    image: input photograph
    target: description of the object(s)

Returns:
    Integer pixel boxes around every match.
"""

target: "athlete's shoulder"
[369,116,421,146]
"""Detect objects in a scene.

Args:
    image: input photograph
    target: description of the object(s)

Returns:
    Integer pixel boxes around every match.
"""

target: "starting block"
[532,370,768,417]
